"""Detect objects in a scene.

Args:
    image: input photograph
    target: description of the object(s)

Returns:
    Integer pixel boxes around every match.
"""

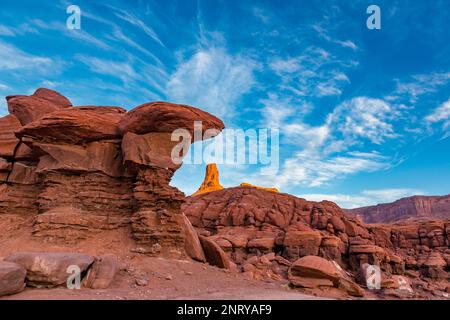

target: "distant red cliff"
[345,195,450,223]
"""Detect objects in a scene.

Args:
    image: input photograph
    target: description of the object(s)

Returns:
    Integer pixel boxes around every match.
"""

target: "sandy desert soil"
[0,214,337,300]
[1,256,330,300]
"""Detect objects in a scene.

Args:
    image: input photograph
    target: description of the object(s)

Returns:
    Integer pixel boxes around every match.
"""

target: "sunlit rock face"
[183,185,450,296]
[192,163,224,196]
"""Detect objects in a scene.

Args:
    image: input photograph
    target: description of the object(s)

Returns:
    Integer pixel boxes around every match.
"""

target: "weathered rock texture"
[345,194,450,223]
[183,186,450,298]
[192,163,224,196]
[239,183,278,193]
[0,261,26,296]
[5,252,94,288]
[3,252,119,290]
[0,88,224,258]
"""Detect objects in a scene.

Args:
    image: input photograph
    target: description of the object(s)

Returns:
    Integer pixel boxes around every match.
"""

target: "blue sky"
[0,0,449,208]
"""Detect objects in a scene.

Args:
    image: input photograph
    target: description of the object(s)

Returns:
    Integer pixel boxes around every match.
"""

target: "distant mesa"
[345,194,450,223]
[239,183,278,193]
[192,163,278,196]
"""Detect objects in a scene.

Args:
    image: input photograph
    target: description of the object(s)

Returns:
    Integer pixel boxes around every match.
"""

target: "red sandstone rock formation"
[191,162,279,196]
[345,194,450,223]
[192,163,224,196]
[0,261,26,295]
[183,186,450,298]
[0,88,224,259]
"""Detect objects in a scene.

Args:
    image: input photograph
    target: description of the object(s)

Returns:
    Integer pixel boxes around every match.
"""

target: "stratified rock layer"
[0,88,223,259]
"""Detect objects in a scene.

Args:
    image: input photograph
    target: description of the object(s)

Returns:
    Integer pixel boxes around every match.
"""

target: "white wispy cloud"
[426,98,450,137]
[0,40,56,74]
[75,53,167,98]
[268,46,355,98]
[312,23,358,51]
[76,55,139,84]
[0,100,7,117]
[259,93,313,128]
[167,47,257,119]
[0,24,15,36]
[0,83,10,90]
[108,26,163,65]
[114,10,164,47]
[254,95,400,189]
[0,23,38,36]
[282,151,391,188]
[31,19,111,50]
[302,188,425,209]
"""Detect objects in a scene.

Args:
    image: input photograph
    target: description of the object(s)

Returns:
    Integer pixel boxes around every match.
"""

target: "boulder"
[319,236,345,261]
[179,214,206,262]
[356,263,382,289]
[418,251,448,279]
[5,252,94,287]
[289,256,365,297]
[118,101,225,137]
[288,255,339,288]
[83,255,118,289]
[247,237,275,252]
[0,261,27,296]
[199,236,234,270]
[283,230,322,257]
[328,216,346,233]
[33,88,72,108]
[7,88,72,125]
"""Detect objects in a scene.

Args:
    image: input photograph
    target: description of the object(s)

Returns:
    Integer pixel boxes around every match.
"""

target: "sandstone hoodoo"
[192,163,224,196]
[0,88,224,258]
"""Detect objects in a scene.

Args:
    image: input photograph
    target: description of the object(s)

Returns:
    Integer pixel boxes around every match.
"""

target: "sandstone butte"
[0,88,448,300]
[192,163,278,196]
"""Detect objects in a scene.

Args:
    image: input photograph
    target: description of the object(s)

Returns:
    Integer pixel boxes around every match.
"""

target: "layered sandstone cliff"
[0,88,224,257]
[345,195,450,223]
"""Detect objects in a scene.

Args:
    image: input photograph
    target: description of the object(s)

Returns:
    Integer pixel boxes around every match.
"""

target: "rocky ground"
[0,214,325,300]
[345,194,450,223]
